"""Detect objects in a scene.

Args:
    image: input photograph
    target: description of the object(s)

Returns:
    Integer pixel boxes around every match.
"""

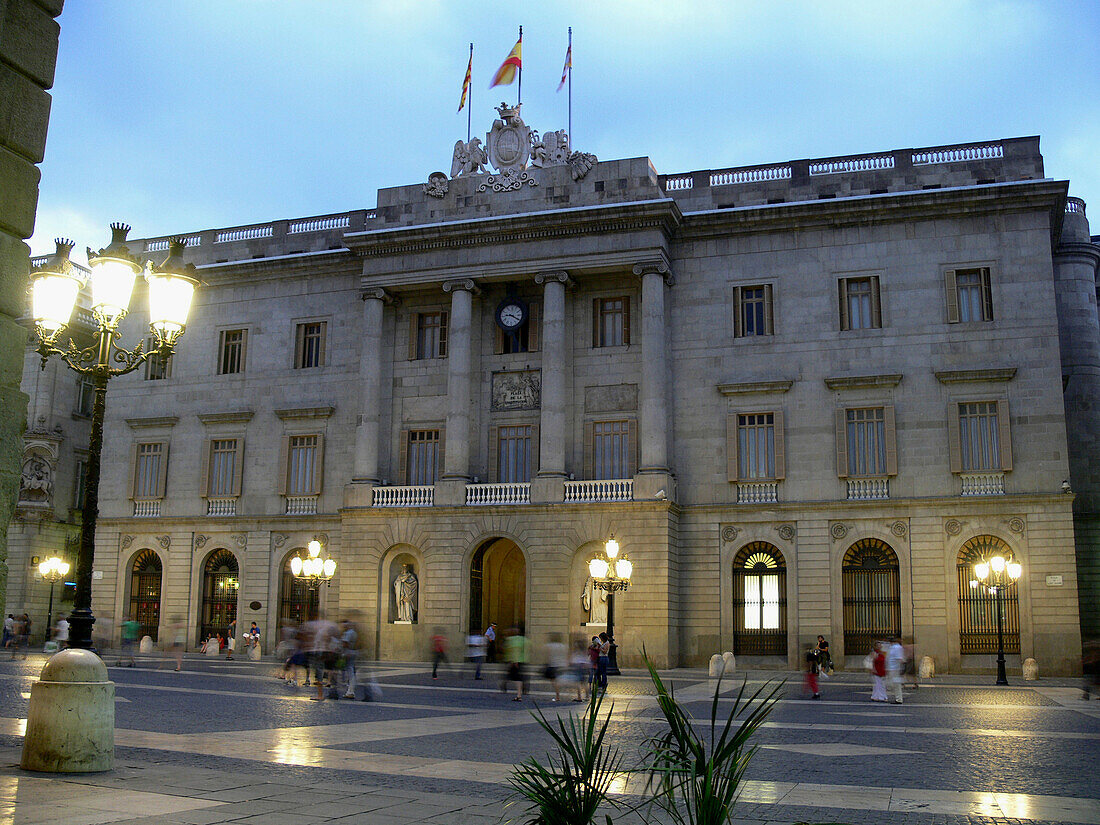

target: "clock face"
[498,301,526,329]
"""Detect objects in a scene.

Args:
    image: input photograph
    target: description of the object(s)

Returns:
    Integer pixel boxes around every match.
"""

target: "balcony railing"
[960,473,1005,496]
[847,478,889,501]
[206,498,238,516]
[285,495,318,515]
[466,483,531,506]
[564,479,634,503]
[737,482,778,504]
[372,485,434,507]
[133,500,161,518]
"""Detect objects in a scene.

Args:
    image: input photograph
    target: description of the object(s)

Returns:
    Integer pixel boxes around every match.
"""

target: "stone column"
[634,262,673,477]
[351,287,394,486]
[535,271,573,478]
[441,279,480,484]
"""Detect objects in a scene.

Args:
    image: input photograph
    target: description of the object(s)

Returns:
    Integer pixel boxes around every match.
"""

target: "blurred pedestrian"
[1082,637,1100,701]
[339,618,359,699]
[301,610,338,701]
[569,638,590,702]
[118,615,139,667]
[431,628,449,679]
[504,626,529,701]
[869,642,887,702]
[2,614,13,648]
[225,617,237,660]
[9,614,26,659]
[596,632,611,695]
[902,638,919,689]
[167,616,185,671]
[54,615,69,649]
[804,644,820,699]
[886,637,905,704]
[467,630,487,679]
[544,633,567,702]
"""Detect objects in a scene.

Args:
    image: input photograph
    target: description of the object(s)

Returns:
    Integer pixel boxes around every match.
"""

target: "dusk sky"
[29,0,1100,257]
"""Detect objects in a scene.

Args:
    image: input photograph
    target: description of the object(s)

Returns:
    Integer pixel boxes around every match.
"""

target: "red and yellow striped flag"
[557,43,571,91]
[490,34,522,88]
[458,51,472,112]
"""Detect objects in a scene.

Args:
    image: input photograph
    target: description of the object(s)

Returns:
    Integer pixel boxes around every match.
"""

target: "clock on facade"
[495,297,528,331]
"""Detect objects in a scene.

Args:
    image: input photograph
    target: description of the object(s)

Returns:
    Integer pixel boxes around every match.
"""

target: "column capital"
[442,278,482,296]
[360,286,397,304]
[534,270,575,288]
[632,260,674,286]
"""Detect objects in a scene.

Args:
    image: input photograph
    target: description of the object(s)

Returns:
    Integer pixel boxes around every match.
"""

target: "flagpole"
[568,27,572,143]
[517,26,522,107]
[467,42,473,142]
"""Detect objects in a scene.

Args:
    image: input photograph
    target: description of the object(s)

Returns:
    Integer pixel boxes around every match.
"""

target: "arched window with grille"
[732,542,787,655]
[199,549,239,643]
[279,550,313,627]
[128,549,162,642]
[957,535,1020,654]
[842,538,901,655]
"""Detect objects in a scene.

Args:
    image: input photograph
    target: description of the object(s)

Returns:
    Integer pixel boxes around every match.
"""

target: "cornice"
[824,374,903,390]
[934,368,1017,384]
[125,416,179,429]
[718,380,794,396]
[274,406,335,421]
[197,410,256,425]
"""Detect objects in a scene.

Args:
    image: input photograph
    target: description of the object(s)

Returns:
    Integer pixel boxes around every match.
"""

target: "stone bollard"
[247,642,262,661]
[1023,658,1038,680]
[722,651,736,675]
[918,655,935,679]
[708,653,723,678]
[21,649,114,772]
[139,635,154,654]
[204,641,220,657]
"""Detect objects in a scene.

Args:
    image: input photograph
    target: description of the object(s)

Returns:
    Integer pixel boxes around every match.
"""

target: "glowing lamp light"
[30,240,85,336]
[1007,561,1022,581]
[145,238,198,342]
[38,557,70,579]
[308,540,322,558]
[290,556,303,577]
[87,223,142,323]
[990,555,1006,574]
[974,561,990,581]
[969,579,979,589]
[615,557,633,581]
[323,558,337,578]
[605,536,620,559]
[589,557,610,579]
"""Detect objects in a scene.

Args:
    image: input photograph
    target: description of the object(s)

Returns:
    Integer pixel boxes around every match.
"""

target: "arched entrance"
[278,550,313,628]
[199,549,239,643]
[842,538,901,655]
[128,549,162,642]
[469,538,526,634]
[957,535,1020,654]
[732,542,787,656]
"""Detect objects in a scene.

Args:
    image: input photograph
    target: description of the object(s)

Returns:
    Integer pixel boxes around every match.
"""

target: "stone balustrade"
[133,500,160,518]
[284,495,318,515]
[372,485,434,507]
[960,472,1006,496]
[847,478,889,501]
[563,479,634,503]
[465,483,531,506]
[738,482,778,504]
[206,498,237,516]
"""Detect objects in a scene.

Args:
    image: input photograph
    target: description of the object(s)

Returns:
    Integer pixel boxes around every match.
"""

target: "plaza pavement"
[0,652,1097,825]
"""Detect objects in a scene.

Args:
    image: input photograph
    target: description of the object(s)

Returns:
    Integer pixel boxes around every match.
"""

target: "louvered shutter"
[884,405,898,476]
[199,439,212,498]
[488,425,500,482]
[947,403,962,473]
[583,420,595,479]
[838,279,850,331]
[773,409,786,480]
[870,276,882,328]
[527,302,540,352]
[232,439,245,497]
[277,436,290,495]
[622,296,631,346]
[835,409,849,478]
[944,270,959,323]
[627,419,639,477]
[726,413,739,482]
[997,399,1013,471]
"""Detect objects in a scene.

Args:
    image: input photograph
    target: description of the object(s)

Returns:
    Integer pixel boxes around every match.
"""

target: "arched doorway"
[278,550,313,627]
[732,542,787,655]
[128,549,162,642]
[199,549,239,643]
[842,538,901,655]
[957,535,1020,654]
[469,538,526,635]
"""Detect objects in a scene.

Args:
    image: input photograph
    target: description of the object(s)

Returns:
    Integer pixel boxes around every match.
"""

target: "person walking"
[301,611,338,701]
[815,635,833,677]
[544,633,567,702]
[467,630,487,679]
[804,645,820,699]
[431,629,448,679]
[339,619,359,699]
[9,615,26,659]
[167,616,185,671]
[2,614,13,649]
[569,639,590,702]
[596,632,611,696]
[119,615,139,667]
[54,615,70,649]
[886,637,905,704]
[869,642,888,702]
[587,635,601,689]
[225,617,237,660]
[504,627,529,701]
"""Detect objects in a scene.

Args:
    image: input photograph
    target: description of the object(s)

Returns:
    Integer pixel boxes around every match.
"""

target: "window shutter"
[488,425,500,482]
[838,279,850,331]
[884,405,898,476]
[398,429,409,484]
[294,324,305,368]
[408,313,418,360]
[232,439,245,497]
[129,443,140,499]
[240,331,248,371]
[835,409,849,478]
[622,296,631,346]
[199,439,212,498]
[583,420,595,479]
[627,418,639,477]
[981,268,994,321]
[773,409,786,480]
[318,322,327,367]
[732,287,742,338]
[438,311,449,358]
[870,276,882,328]
[997,398,1013,471]
[277,435,290,495]
[312,434,325,494]
[764,284,775,335]
[947,403,962,473]
[944,270,960,323]
[726,413,739,482]
[436,426,446,482]
[529,422,540,478]
[592,299,601,348]
[154,442,168,498]
[493,325,504,355]
[527,302,540,352]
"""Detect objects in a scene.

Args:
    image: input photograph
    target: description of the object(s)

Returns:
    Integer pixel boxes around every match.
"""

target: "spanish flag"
[490,33,522,88]
[458,48,472,112]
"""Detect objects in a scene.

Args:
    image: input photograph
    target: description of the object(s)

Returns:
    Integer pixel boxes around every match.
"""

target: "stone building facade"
[8,124,1098,675]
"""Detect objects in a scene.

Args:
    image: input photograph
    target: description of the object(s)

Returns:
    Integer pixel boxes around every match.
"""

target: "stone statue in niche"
[581,578,608,625]
[393,563,419,623]
[19,455,53,505]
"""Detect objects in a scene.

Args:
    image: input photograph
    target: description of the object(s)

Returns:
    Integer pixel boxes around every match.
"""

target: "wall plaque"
[491,370,541,411]
[1045,575,1063,587]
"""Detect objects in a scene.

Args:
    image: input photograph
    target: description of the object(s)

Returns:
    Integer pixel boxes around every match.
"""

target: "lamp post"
[29,228,199,651]
[970,554,1022,686]
[38,556,70,643]
[291,540,337,615]
[588,535,633,675]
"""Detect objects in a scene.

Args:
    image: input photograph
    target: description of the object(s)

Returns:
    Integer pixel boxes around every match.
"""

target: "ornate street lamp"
[588,535,633,675]
[29,228,199,651]
[970,553,1022,685]
[291,540,336,615]
[38,556,70,643]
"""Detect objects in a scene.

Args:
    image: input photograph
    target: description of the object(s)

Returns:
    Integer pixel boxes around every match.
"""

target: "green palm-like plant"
[506,691,623,825]
[641,652,782,825]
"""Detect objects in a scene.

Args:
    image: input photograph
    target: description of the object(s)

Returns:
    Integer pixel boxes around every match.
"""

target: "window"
[733,285,774,337]
[949,399,1012,473]
[202,438,243,498]
[592,296,630,348]
[403,430,439,486]
[144,337,172,380]
[73,455,87,510]
[587,419,637,480]
[838,276,882,330]
[218,329,247,375]
[294,321,326,369]
[494,425,532,483]
[957,535,1019,654]
[732,542,787,655]
[411,311,448,360]
[132,442,167,499]
[836,406,897,477]
[726,412,786,481]
[945,267,993,323]
[842,539,901,655]
[279,434,323,496]
[76,377,94,417]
